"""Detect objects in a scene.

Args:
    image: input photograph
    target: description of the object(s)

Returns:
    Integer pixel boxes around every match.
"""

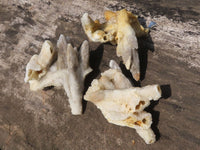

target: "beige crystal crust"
[81,9,149,81]
[24,40,55,83]
[24,35,92,115]
[84,60,161,144]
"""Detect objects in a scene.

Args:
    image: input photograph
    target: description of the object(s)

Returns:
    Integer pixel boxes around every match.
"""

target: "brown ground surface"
[0,0,200,149]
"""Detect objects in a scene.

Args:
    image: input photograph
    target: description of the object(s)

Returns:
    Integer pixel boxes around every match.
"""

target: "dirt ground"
[0,0,200,149]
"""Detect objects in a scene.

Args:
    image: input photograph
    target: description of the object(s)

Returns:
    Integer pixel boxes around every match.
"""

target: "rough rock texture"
[0,0,200,149]
[24,35,92,115]
[81,9,148,81]
[84,60,161,144]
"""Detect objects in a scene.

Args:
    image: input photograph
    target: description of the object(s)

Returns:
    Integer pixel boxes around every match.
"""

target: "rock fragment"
[84,60,161,144]
[81,9,149,81]
[24,35,92,115]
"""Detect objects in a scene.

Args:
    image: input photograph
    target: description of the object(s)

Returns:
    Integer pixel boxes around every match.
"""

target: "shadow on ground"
[145,84,171,140]
[83,44,104,113]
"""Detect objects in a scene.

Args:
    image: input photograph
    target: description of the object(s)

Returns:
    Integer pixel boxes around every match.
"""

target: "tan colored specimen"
[84,60,161,144]
[81,9,149,81]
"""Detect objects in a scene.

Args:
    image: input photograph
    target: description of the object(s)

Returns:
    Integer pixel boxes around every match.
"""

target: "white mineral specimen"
[25,35,92,115]
[84,60,161,144]
[81,9,149,81]
[24,40,55,82]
